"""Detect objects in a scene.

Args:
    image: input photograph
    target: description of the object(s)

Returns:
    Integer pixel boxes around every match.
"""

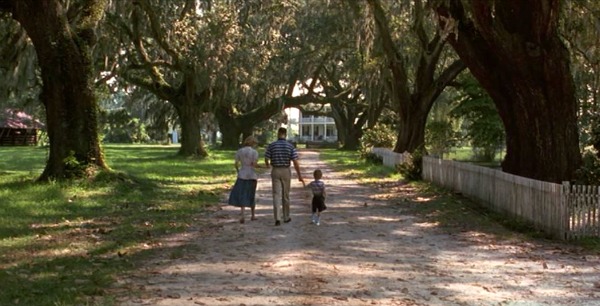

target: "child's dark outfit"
[307,179,326,225]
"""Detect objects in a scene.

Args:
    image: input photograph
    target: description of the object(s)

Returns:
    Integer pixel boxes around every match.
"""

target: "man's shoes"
[284,218,292,223]
[275,220,281,226]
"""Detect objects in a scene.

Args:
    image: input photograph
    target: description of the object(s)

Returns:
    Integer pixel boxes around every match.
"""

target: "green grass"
[445,146,504,168]
[0,144,238,306]
[318,149,400,183]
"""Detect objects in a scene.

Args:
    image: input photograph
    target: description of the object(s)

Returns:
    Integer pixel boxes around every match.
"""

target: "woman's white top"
[236,146,259,180]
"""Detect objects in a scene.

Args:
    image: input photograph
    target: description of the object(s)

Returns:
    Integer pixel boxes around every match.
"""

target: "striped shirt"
[307,180,325,196]
[265,139,298,167]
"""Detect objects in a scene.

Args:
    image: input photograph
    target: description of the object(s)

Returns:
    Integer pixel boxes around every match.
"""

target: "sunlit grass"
[0,144,238,305]
[445,146,505,168]
[318,149,401,183]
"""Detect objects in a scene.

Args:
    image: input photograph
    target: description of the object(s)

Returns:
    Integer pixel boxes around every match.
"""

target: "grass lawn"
[0,144,238,306]
[445,146,504,168]
[318,149,401,183]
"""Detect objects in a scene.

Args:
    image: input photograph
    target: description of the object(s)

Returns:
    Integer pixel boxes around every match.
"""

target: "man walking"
[265,127,304,226]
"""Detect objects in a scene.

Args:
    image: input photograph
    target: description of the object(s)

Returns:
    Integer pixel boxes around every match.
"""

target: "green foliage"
[361,124,396,148]
[0,145,237,305]
[318,149,398,183]
[574,147,600,184]
[585,114,600,152]
[100,109,150,143]
[425,120,458,158]
[395,149,423,181]
[62,150,85,178]
[359,124,395,157]
[450,76,505,162]
[561,1,600,149]
[362,152,383,165]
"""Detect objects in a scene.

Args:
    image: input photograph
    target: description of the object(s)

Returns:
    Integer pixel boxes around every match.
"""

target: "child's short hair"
[313,169,322,180]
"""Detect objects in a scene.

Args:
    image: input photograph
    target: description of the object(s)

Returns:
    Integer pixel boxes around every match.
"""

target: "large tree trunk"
[8,0,108,180]
[341,129,361,151]
[333,113,362,151]
[218,122,253,150]
[214,101,284,150]
[436,0,581,182]
[219,125,243,149]
[174,100,207,157]
[393,108,427,153]
[332,115,359,151]
[215,106,243,149]
[328,99,368,151]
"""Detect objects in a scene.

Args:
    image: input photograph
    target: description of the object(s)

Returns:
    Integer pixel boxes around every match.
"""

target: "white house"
[285,107,337,143]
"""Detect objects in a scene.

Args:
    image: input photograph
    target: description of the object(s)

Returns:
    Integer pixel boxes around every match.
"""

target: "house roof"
[0,108,44,129]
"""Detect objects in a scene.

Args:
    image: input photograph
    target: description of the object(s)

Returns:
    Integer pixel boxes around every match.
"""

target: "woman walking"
[228,136,260,223]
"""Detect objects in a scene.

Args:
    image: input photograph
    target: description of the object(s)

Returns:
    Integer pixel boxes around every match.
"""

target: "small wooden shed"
[0,109,44,146]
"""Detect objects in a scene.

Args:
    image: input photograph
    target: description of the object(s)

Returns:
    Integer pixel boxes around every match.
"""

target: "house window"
[302,125,311,136]
[326,125,336,137]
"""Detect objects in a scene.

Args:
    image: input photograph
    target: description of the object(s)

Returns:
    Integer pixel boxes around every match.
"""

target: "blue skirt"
[228,178,257,207]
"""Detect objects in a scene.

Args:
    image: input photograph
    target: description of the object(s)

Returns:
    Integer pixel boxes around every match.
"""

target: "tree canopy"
[0,0,596,183]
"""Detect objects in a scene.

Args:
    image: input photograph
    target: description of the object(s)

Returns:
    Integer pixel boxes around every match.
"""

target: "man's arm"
[292,159,304,184]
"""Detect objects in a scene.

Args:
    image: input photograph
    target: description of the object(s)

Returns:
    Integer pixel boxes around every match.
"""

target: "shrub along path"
[113,150,599,305]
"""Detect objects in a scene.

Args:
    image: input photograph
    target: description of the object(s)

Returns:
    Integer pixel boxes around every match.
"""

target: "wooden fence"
[371,147,409,168]
[371,148,600,240]
[563,182,600,239]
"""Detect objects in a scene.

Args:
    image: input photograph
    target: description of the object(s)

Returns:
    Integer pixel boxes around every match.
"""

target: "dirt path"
[116,150,600,306]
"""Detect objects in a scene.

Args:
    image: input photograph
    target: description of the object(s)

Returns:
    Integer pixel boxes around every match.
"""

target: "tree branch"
[135,0,182,65]
[366,0,411,111]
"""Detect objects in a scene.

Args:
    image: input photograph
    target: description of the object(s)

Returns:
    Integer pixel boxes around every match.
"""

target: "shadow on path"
[115,150,600,306]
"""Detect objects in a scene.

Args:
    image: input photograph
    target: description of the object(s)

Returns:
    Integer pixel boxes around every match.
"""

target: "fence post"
[561,181,571,240]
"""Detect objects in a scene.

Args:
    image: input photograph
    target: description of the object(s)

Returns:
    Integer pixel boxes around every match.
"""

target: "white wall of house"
[284,107,338,142]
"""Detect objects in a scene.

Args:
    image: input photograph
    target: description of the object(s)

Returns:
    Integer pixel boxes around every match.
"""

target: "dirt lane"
[115,150,600,306]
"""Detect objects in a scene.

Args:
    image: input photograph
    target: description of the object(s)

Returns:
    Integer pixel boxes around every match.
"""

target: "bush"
[362,152,383,165]
[101,109,150,143]
[360,124,395,158]
[575,146,600,185]
[395,149,423,181]
[425,120,458,158]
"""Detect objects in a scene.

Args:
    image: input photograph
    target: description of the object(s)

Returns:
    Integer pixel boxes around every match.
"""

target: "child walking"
[306,169,327,225]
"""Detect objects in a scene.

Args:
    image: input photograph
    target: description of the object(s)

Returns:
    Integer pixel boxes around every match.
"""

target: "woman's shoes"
[240,217,245,224]
[251,216,257,221]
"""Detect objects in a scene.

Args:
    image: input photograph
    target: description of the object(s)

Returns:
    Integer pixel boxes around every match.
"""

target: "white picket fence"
[563,182,600,239]
[371,148,600,240]
[371,147,409,167]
